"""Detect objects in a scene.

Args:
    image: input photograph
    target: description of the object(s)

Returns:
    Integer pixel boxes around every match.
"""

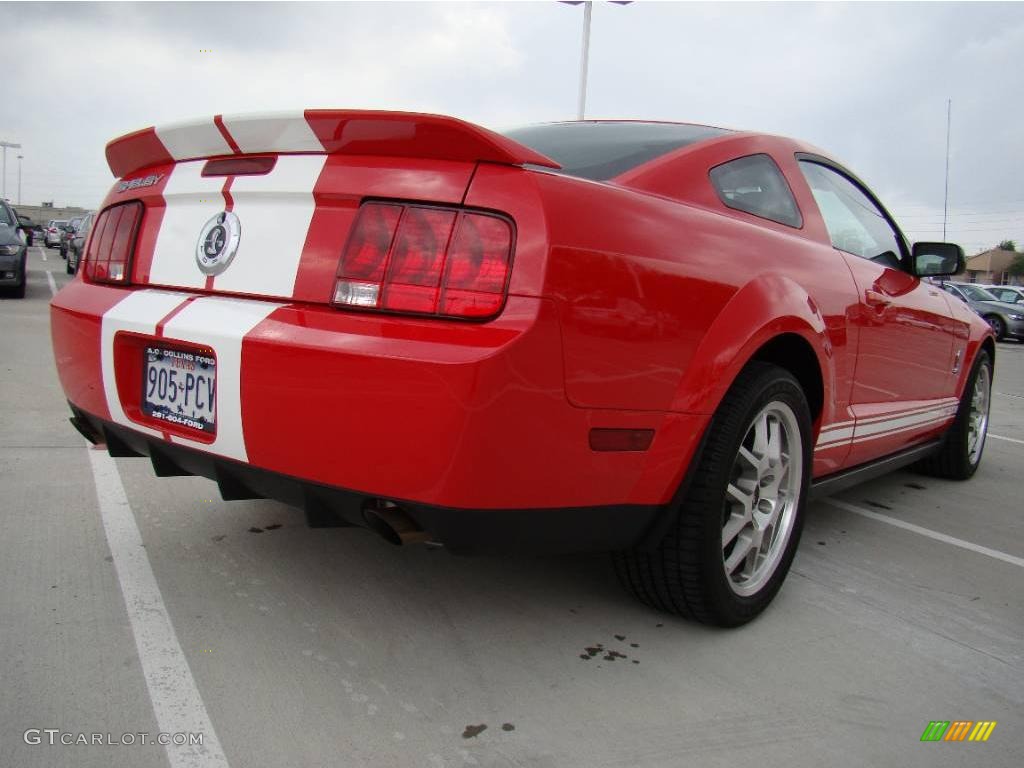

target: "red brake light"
[202,156,277,176]
[333,202,513,319]
[84,201,143,284]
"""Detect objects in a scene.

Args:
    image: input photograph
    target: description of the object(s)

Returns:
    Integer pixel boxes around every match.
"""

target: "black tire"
[613,363,812,627]
[984,315,1005,341]
[913,349,992,480]
[12,271,26,299]
[66,259,74,275]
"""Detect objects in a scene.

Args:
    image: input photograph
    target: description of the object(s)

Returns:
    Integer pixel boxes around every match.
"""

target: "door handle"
[865,289,891,308]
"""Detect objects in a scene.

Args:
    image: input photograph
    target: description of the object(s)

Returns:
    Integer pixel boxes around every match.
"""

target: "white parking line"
[46,270,57,297]
[822,498,1024,569]
[989,433,1024,446]
[88,448,231,768]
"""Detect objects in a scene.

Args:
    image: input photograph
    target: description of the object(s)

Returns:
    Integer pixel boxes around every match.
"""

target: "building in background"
[11,203,90,226]
[964,247,1020,285]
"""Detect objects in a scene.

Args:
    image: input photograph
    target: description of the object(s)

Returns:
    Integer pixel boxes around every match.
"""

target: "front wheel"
[985,315,1006,341]
[614,363,812,627]
[914,349,992,480]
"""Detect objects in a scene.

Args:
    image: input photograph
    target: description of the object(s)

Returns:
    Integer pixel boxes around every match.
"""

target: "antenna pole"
[943,99,951,241]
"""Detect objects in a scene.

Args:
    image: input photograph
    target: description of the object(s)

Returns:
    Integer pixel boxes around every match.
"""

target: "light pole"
[578,1,592,120]
[17,155,23,205]
[564,2,631,121]
[0,140,22,201]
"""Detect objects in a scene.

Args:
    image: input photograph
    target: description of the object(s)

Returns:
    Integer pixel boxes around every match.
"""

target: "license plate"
[141,346,216,433]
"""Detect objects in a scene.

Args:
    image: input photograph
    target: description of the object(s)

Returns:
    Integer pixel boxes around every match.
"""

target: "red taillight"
[84,201,143,284]
[332,202,513,319]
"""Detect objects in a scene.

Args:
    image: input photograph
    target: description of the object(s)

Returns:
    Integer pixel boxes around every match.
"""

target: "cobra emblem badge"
[196,211,241,276]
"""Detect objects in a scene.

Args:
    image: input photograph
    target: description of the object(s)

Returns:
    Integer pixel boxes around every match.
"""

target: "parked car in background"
[44,219,69,248]
[66,212,94,275]
[983,284,1024,305]
[16,214,34,246]
[51,111,997,626]
[1,200,29,298]
[941,282,1024,341]
[60,216,84,258]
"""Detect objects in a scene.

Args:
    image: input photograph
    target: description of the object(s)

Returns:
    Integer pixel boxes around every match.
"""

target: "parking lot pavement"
[2,257,1022,767]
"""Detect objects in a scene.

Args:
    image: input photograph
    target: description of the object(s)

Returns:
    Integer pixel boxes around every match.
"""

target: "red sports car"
[51,110,995,626]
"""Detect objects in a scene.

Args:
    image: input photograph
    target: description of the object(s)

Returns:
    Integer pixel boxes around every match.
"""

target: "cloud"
[3,1,1021,250]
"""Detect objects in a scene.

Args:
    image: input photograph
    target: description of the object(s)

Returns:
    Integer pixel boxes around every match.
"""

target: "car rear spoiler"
[105,110,561,178]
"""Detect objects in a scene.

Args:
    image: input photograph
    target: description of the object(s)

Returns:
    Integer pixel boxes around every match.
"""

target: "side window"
[799,161,905,269]
[709,154,802,228]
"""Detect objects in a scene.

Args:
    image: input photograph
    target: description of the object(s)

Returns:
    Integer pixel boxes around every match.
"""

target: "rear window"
[501,121,730,181]
[710,154,802,228]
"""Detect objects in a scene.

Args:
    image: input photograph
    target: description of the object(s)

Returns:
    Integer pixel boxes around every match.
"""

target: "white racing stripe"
[855,399,958,427]
[160,296,283,462]
[852,406,957,440]
[101,289,195,440]
[815,400,958,451]
[156,118,232,161]
[149,162,227,290]
[221,110,323,153]
[822,498,1024,569]
[100,291,282,464]
[212,155,325,297]
[88,447,230,768]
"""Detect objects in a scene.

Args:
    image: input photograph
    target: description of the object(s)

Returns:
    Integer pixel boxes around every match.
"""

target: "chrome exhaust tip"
[363,501,431,546]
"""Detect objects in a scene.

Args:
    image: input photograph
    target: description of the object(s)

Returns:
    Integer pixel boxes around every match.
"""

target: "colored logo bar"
[921,721,997,742]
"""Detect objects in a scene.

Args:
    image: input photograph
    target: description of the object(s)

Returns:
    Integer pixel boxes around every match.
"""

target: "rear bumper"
[51,282,708,521]
[71,408,668,554]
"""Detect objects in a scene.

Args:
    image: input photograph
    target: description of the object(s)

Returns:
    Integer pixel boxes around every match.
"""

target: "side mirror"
[913,242,964,278]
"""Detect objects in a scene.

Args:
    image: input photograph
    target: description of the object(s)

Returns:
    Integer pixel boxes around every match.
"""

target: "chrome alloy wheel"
[967,362,991,466]
[721,402,803,597]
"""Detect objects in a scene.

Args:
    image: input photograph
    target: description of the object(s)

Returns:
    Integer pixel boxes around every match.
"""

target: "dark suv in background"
[66,212,94,275]
[60,216,84,259]
[0,201,29,298]
[17,214,35,246]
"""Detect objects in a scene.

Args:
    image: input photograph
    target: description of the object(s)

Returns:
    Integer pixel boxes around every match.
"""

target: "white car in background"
[44,219,69,248]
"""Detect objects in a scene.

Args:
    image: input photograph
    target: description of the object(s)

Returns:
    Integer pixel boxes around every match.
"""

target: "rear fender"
[670,273,835,423]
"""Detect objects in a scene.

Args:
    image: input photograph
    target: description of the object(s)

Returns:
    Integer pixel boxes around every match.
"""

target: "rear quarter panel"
[527,170,858,431]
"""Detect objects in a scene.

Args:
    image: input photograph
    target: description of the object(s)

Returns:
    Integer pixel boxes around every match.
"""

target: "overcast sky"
[3,0,1023,252]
